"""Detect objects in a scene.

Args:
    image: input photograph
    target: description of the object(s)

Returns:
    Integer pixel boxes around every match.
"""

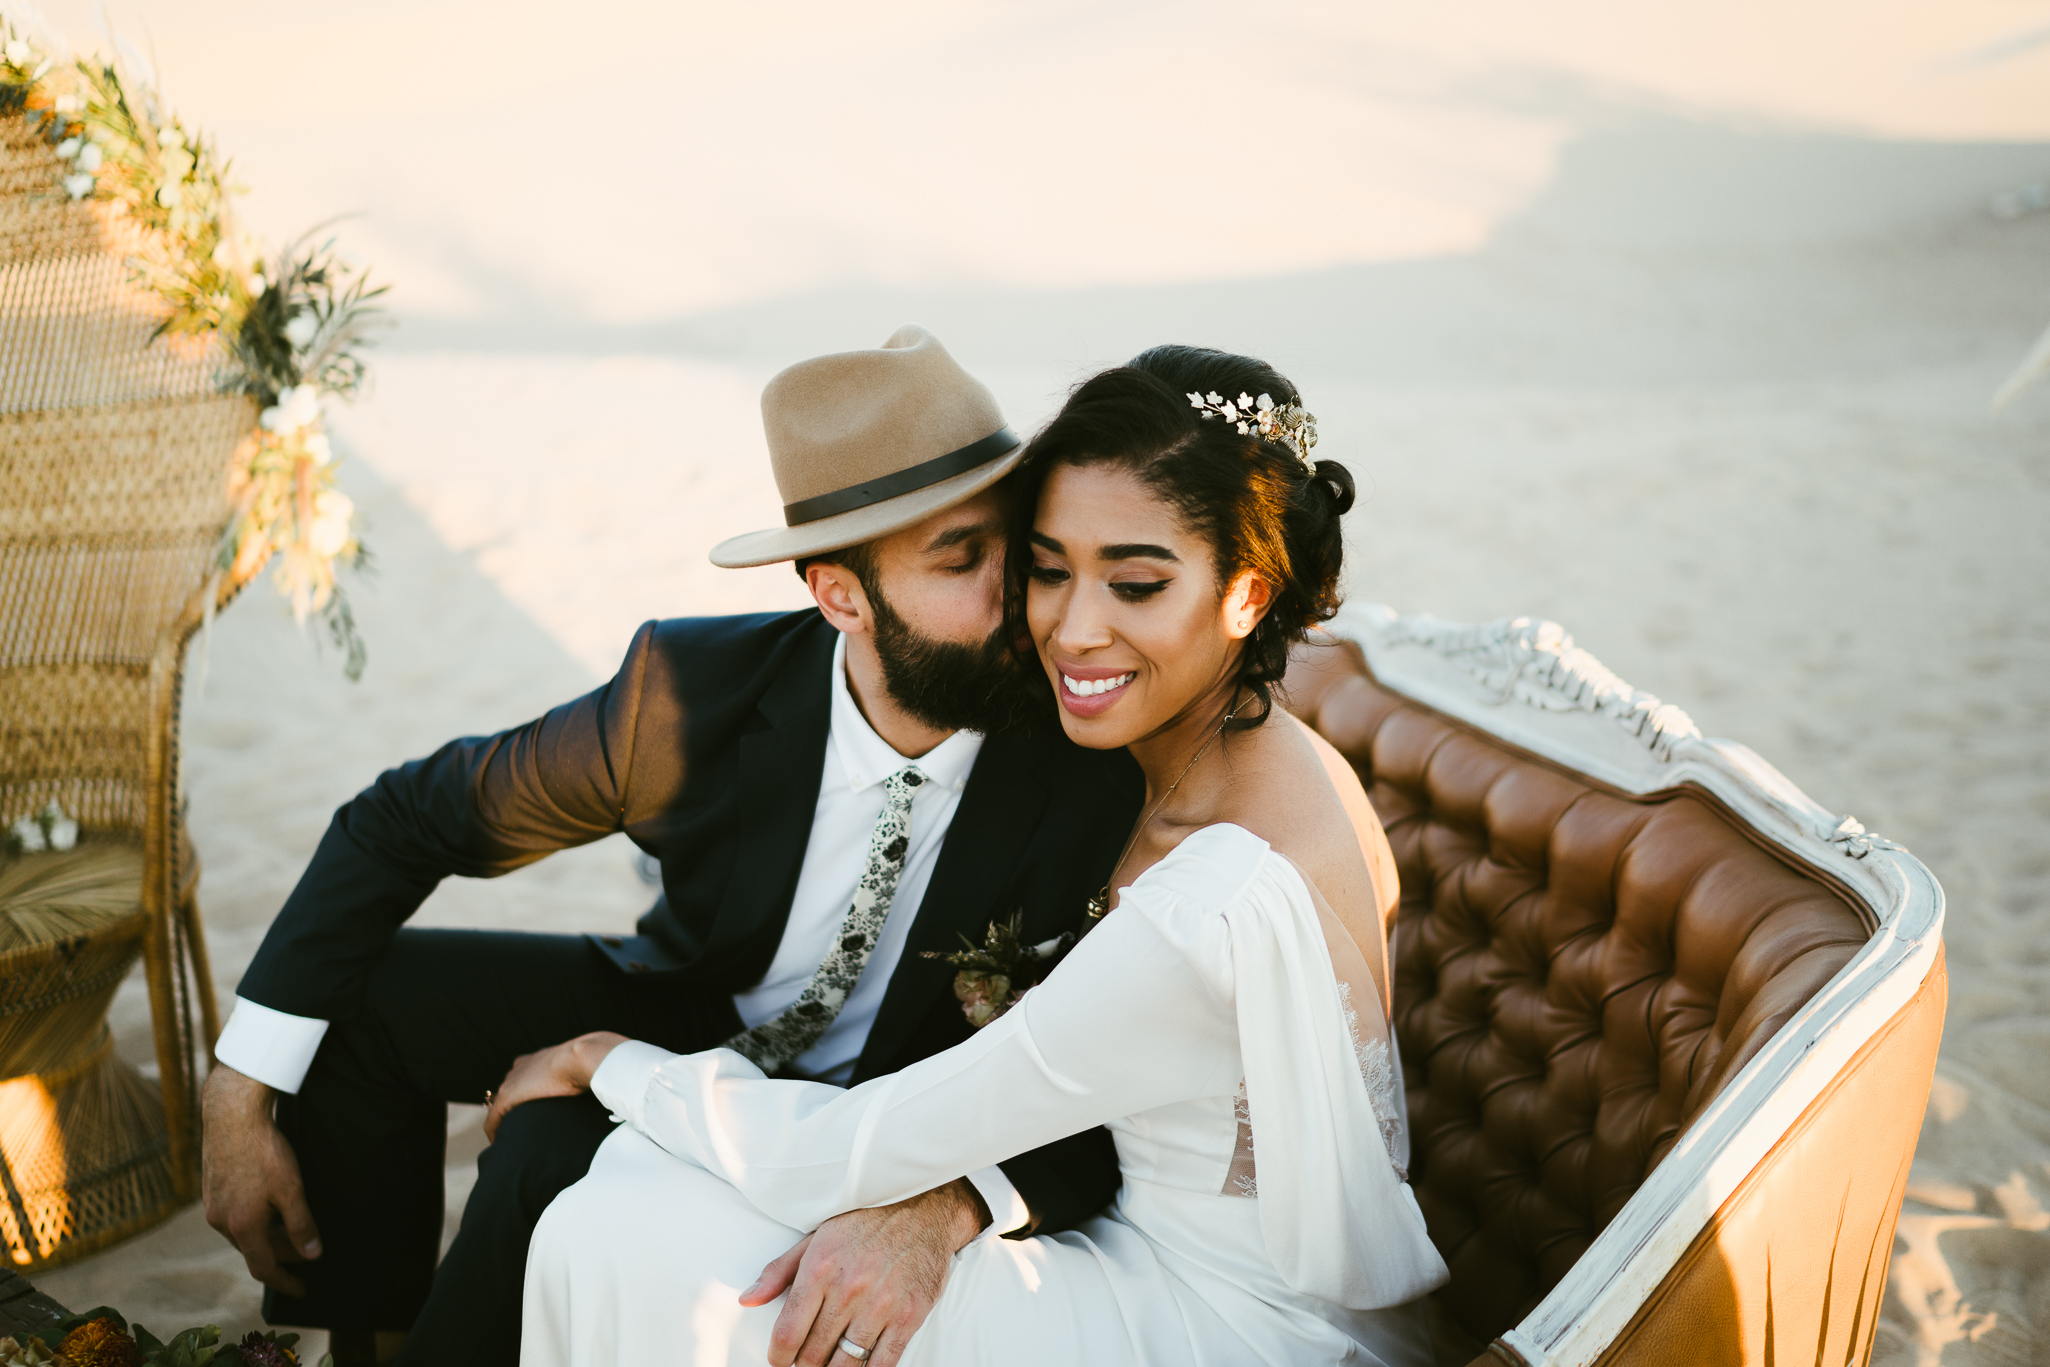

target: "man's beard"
[869,582,1038,735]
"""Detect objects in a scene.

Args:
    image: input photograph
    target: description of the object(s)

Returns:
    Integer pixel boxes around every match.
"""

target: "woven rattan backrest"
[0,118,252,837]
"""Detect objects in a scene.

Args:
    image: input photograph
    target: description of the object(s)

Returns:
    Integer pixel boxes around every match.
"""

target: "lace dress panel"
[1221,859,1409,1198]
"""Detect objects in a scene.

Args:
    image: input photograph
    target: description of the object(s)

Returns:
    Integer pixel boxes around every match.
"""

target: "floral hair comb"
[1187,391,1319,465]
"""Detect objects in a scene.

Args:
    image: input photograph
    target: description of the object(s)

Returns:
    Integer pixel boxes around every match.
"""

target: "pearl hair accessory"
[1187,390,1319,466]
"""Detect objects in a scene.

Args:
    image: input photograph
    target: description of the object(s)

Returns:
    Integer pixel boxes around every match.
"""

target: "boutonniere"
[921,911,1073,1028]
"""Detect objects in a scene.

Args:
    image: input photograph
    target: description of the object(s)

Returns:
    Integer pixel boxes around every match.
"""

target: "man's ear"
[805,561,872,636]
[1222,570,1276,641]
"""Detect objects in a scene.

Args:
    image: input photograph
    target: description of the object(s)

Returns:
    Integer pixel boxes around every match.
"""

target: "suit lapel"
[709,622,835,978]
[853,726,1050,1081]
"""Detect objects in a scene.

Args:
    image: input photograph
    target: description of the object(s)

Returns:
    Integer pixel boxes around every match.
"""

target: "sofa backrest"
[1292,643,1872,1342]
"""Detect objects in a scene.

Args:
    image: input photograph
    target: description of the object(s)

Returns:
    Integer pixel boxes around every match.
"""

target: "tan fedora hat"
[710,324,1024,568]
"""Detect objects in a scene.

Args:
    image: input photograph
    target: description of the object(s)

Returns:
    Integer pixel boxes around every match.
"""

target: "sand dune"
[32,114,2050,1365]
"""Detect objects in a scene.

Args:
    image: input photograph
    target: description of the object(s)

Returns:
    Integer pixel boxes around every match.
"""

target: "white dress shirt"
[730,631,981,1083]
[216,631,1027,1229]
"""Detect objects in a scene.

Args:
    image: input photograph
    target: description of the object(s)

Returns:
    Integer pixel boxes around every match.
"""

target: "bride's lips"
[1055,663,1136,718]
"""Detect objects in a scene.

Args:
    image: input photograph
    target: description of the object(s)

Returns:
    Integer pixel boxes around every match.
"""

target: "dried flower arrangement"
[921,912,1074,1028]
[0,17,386,678]
[0,1309,327,1367]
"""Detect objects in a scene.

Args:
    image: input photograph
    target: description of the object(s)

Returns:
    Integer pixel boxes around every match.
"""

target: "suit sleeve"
[236,620,677,1021]
[996,1118,1121,1236]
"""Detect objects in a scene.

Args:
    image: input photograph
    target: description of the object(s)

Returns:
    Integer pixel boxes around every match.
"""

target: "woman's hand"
[483,1031,629,1142]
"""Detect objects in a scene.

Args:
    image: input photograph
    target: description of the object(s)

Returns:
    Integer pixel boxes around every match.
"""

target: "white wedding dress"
[522,824,1449,1366]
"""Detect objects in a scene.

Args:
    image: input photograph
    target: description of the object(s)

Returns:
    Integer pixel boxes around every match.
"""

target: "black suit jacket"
[239,609,1145,1233]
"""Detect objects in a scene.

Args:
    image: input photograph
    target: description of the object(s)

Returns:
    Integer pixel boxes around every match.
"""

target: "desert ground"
[30,112,2050,1365]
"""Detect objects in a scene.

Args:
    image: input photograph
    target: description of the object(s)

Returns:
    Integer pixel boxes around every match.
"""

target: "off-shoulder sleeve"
[591,864,1247,1234]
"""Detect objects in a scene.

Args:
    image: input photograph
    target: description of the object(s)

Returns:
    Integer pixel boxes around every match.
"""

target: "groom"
[201,326,1143,1367]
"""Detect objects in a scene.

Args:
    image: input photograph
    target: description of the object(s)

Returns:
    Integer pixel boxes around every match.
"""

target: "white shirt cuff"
[589,1039,676,1131]
[214,996,330,1095]
[965,1164,1030,1240]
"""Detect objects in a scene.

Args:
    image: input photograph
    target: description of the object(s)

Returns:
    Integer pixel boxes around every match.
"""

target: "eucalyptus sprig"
[231,225,388,406]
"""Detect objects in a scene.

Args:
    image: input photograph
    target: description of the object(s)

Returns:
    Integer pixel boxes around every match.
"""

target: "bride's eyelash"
[1028,565,1070,585]
[1112,580,1170,602]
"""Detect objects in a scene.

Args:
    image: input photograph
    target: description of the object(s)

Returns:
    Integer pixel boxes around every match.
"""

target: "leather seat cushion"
[1312,672,1871,1341]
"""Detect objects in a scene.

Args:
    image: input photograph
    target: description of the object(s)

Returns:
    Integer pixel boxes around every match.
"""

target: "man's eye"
[1112,580,1170,601]
[1028,565,1069,585]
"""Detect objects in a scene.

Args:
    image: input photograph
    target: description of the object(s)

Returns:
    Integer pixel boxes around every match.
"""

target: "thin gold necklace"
[1083,691,1243,926]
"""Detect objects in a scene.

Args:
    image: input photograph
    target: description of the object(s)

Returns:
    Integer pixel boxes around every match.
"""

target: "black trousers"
[264,928,743,1367]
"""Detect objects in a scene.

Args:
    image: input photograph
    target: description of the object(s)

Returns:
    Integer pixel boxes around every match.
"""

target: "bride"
[497,346,1449,1365]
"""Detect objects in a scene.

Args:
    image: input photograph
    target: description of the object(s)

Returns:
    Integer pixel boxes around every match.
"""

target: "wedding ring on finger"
[837,1337,870,1362]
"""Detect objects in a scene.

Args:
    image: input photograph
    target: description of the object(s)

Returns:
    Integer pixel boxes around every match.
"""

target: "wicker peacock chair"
[0,112,255,1269]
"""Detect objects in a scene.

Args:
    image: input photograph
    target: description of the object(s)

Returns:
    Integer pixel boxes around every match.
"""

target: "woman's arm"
[592,888,1242,1234]
[483,1031,630,1142]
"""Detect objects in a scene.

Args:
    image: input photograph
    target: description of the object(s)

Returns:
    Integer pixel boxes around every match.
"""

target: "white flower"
[284,311,319,348]
[8,816,45,853]
[55,137,78,158]
[1256,393,1274,411]
[156,181,182,208]
[285,386,322,428]
[54,94,82,115]
[1187,392,1205,408]
[76,142,102,172]
[1220,401,1238,421]
[1205,391,1224,406]
[41,803,77,852]
[304,432,333,465]
[248,272,267,297]
[308,489,355,558]
[266,385,322,432]
[1235,421,1250,435]
[4,39,30,65]
[63,173,93,199]
[157,126,184,148]
[1237,392,1254,408]
[308,516,351,559]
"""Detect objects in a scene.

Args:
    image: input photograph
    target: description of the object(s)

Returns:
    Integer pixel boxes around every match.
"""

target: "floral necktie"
[722,764,928,1073]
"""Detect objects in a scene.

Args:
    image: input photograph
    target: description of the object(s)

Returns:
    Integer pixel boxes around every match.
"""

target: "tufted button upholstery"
[1289,645,1872,1344]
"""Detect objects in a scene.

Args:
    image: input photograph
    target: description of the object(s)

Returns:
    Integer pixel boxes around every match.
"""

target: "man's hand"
[740,1179,991,1367]
[201,1064,322,1296]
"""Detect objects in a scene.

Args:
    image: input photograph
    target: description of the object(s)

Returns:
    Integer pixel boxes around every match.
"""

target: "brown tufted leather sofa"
[1287,614,1946,1367]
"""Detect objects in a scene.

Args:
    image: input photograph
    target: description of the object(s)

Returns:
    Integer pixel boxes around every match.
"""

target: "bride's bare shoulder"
[1215,711,1391,921]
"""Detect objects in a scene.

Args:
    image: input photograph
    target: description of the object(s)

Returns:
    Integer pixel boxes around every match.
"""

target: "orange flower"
[55,1319,144,1367]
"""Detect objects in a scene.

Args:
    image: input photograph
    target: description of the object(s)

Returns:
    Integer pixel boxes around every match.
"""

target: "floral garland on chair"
[1,18,385,678]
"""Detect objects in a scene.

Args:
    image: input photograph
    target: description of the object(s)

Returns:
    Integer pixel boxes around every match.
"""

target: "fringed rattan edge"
[0,903,146,992]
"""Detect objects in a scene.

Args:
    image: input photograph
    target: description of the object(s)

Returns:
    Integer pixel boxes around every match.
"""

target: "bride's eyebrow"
[1098,543,1179,564]
[1029,531,1065,552]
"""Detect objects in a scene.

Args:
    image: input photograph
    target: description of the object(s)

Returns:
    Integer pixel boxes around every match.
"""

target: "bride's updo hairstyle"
[1009,344,1355,728]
